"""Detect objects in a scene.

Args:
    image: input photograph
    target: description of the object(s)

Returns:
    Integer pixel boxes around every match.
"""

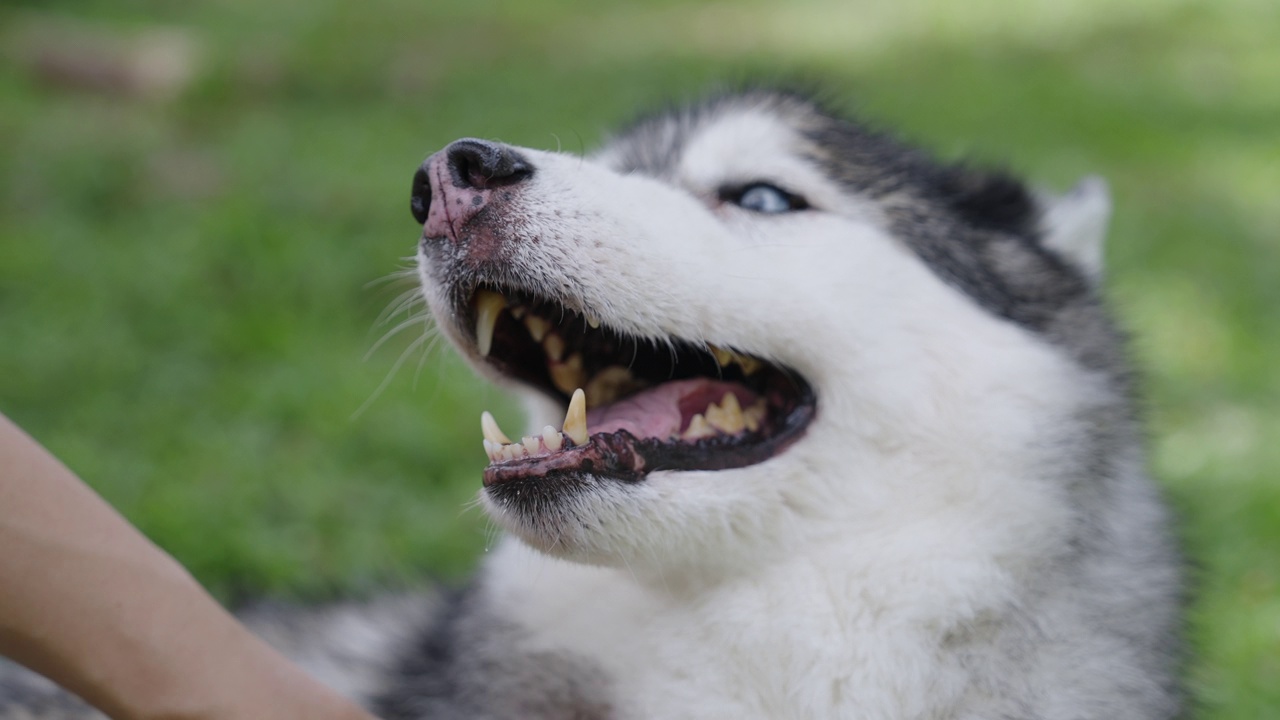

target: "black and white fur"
[1,90,1184,719]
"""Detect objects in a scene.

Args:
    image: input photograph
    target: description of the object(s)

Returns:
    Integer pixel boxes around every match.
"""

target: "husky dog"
[1,89,1183,719]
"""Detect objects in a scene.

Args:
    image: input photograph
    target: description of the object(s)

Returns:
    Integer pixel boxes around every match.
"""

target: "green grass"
[1,0,1276,715]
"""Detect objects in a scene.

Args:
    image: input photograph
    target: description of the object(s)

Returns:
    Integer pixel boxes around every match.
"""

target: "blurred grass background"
[0,0,1276,715]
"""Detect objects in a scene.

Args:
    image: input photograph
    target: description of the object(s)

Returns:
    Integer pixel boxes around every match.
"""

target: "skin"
[0,413,379,720]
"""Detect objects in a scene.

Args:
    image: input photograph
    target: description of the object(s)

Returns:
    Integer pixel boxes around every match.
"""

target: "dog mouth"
[464,287,816,486]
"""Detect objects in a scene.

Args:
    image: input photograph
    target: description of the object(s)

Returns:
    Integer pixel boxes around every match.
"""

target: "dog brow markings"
[678,111,813,199]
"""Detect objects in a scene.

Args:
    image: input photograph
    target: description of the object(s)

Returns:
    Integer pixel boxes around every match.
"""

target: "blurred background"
[1,0,1276,715]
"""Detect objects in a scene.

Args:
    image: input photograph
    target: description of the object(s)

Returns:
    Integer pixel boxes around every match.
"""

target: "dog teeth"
[473,290,506,357]
[708,344,763,376]
[524,314,550,342]
[543,333,565,362]
[735,355,762,376]
[481,411,512,444]
[482,420,578,464]
[549,353,586,395]
[481,417,577,465]
[585,313,600,329]
[509,305,527,320]
[683,413,715,440]
[584,365,636,409]
[563,388,588,445]
[542,425,563,452]
[705,393,746,434]
[744,398,767,432]
[677,395,765,442]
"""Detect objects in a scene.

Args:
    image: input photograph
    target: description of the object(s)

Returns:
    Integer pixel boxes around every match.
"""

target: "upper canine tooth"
[524,314,550,342]
[473,290,506,357]
[481,411,512,444]
[543,333,565,362]
[585,313,600,329]
[563,388,588,446]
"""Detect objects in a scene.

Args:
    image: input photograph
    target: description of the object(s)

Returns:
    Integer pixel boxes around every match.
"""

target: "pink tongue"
[585,379,757,440]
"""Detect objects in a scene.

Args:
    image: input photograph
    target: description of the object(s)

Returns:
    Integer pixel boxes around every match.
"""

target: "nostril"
[411,165,432,225]
[445,138,534,190]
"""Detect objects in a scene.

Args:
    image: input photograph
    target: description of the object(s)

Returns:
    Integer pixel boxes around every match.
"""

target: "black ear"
[934,165,1039,238]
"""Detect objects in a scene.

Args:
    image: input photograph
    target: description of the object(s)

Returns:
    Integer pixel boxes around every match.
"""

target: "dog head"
[412,90,1121,580]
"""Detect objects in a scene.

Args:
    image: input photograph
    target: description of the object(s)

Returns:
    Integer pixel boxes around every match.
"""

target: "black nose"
[411,165,432,225]
[446,138,534,190]
[411,139,534,226]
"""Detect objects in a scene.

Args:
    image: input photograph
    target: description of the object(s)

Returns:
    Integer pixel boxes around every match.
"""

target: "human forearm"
[0,414,377,719]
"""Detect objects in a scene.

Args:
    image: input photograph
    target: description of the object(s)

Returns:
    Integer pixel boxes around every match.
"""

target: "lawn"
[1,0,1276,716]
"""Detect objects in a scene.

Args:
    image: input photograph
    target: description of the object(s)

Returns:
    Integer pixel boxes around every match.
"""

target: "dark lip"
[482,382,818,487]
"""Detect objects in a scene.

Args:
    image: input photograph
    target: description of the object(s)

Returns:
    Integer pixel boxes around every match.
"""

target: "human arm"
[0,413,379,720]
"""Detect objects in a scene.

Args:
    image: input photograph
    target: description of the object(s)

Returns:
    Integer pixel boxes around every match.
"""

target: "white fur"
[1040,175,1111,281]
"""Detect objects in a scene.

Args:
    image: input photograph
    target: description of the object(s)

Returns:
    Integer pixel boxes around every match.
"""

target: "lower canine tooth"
[563,388,588,445]
[473,290,506,357]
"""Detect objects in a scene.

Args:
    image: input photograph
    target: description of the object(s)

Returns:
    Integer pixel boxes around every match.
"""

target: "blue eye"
[728,183,808,214]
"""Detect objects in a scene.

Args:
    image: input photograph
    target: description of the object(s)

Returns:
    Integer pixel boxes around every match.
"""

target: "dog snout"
[413,139,534,239]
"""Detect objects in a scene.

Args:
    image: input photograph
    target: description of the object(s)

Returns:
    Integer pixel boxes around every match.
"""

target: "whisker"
[374,288,426,328]
[364,314,432,361]
[412,328,447,390]
[351,331,430,421]
[362,267,418,293]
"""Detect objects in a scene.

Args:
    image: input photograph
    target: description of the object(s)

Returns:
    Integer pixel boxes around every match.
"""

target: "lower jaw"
[482,401,817,487]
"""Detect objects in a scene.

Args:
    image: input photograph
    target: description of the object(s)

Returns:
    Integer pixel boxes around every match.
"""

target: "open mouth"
[465,287,816,486]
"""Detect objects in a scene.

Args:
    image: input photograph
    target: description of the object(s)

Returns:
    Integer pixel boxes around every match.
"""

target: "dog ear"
[1038,176,1110,282]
